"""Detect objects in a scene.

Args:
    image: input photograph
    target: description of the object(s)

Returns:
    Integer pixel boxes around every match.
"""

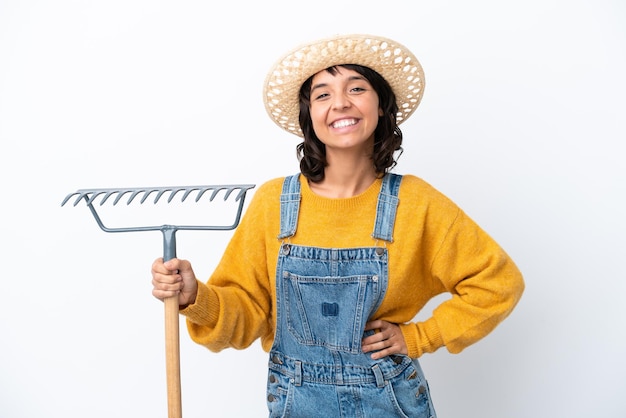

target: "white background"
[1,1,625,417]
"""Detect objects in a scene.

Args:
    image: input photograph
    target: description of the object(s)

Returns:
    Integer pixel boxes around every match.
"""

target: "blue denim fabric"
[277,174,302,240]
[372,172,402,242]
[267,174,437,418]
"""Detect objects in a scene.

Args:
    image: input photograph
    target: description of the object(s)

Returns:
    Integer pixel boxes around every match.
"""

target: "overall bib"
[266,174,436,418]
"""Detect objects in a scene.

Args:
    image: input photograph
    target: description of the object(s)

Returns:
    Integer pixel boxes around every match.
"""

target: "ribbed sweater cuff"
[179,280,220,327]
[401,318,444,358]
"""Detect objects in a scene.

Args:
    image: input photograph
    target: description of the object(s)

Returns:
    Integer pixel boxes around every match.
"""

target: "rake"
[62,184,255,418]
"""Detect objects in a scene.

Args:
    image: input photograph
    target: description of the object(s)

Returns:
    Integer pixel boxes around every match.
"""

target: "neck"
[309,154,378,198]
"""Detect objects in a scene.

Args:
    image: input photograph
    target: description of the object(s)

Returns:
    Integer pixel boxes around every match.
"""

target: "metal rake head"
[62,185,253,207]
[61,184,256,233]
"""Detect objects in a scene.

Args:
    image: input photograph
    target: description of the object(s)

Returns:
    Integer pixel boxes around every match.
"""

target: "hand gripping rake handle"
[62,184,255,418]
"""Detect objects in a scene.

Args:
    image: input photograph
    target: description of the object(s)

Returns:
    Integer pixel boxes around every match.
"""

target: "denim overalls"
[266,174,436,418]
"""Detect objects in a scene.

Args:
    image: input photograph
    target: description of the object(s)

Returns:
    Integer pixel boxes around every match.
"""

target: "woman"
[151,34,525,417]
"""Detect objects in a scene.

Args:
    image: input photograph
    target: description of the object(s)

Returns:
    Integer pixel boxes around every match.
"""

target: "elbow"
[500,266,525,316]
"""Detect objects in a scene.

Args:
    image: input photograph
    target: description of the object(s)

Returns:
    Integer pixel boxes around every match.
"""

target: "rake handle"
[163,227,182,418]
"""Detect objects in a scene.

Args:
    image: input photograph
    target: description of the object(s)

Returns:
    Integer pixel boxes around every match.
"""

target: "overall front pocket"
[282,272,380,354]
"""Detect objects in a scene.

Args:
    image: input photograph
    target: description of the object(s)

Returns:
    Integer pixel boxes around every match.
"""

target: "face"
[308,66,382,152]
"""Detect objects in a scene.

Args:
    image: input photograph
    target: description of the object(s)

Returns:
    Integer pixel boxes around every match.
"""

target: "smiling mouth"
[331,119,358,129]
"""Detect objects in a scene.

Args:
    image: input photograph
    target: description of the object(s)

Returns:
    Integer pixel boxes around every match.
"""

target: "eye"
[313,92,330,101]
[350,86,366,93]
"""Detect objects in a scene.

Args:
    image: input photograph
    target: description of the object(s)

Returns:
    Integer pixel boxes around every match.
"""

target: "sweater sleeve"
[179,181,277,352]
[397,195,525,358]
[421,208,525,355]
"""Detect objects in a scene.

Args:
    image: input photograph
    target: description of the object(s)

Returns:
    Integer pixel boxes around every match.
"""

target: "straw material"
[263,34,425,137]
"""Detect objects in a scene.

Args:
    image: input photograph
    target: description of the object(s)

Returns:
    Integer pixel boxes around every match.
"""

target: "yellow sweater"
[182,174,524,358]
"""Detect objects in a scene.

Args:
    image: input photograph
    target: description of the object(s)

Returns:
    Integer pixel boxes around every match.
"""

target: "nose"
[331,93,351,110]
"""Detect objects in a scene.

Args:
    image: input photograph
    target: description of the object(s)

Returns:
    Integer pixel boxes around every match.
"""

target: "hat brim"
[263,34,425,138]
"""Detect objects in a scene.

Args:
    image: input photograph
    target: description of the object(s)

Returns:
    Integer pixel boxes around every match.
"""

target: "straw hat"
[263,34,425,137]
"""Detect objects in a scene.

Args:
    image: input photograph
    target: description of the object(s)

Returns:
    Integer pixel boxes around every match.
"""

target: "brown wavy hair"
[296,64,403,182]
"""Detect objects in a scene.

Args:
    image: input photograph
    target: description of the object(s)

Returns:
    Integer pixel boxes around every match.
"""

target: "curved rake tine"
[74,192,90,206]
[61,192,79,207]
[99,191,116,205]
[87,191,108,206]
[235,188,248,201]
[197,188,217,202]
[167,188,188,203]
[138,189,157,204]
[181,188,201,202]
[153,188,173,204]
[222,187,236,201]
[120,189,143,205]
[110,190,133,205]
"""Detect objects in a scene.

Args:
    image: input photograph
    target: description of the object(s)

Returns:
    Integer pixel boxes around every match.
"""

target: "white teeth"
[332,119,357,128]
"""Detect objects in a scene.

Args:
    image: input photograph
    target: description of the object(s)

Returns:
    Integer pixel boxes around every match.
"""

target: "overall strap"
[277,174,302,239]
[372,173,403,242]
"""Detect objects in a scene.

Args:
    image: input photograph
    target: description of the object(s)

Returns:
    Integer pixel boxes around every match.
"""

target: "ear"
[378,107,384,117]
